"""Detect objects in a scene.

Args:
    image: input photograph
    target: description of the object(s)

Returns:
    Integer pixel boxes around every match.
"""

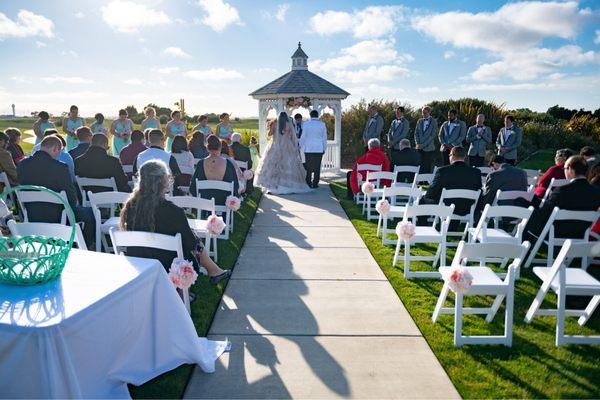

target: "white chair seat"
[409,226,442,242]
[440,266,505,292]
[468,227,515,243]
[533,267,600,294]
[100,217,120,233]
[187,218,208,233]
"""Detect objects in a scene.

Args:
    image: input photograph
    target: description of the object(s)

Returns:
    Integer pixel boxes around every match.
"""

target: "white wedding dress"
[255,116,311,194]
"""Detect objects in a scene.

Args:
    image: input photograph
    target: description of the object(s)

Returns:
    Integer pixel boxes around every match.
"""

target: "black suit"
[424,161,482,216]
[16,151,95,246]
[479,164,528,208]
[68,142,90,160]
[231,142,254,194]
[74,146,131,194]
[392,147,421,184]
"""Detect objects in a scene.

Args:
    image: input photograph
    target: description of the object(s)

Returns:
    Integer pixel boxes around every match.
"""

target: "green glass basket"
[0,185,76,286]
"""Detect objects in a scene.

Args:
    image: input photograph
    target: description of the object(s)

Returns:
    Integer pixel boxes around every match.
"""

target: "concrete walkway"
[185,184,459,399]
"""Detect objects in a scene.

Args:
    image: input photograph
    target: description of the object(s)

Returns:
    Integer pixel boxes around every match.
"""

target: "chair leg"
[524,277,553,323]
[393,239,402,267]
[454,293,464,348]
[404,241,411,279]
[213,236,218,262]
[556,284,566,347]
[578,295,600,326]
[377,214,382,237]
[486,295,505,323]
[505,288,514,347]
[432,282,450,323]
[547,243,554,268]
[95,226,101,252]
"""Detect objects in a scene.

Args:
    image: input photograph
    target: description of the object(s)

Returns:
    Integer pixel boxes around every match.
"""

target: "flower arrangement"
[447,266,473,293]
[361,182,374,194]
[375,199,390,216]
[206,214,226,236]
[168,258,198,290]
[225,195,241,212]
[396,220,415,241]
[243,169,254,180]
[286,96,311,108]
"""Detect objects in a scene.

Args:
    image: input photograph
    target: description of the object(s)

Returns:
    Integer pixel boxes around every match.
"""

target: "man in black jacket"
[74,133,131,193]
[230,132,253,194]
[68,126,92,160]
[17,136,95,246]
[393,139,421,184]
[479,155,528,208]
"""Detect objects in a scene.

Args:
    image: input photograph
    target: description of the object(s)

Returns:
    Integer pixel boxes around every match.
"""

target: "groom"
[300,110,327,188]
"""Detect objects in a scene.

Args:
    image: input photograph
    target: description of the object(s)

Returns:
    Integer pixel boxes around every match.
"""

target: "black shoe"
[210,270,232,285]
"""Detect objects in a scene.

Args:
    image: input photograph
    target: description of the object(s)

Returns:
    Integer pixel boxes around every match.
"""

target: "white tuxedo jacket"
[299,118,327,154]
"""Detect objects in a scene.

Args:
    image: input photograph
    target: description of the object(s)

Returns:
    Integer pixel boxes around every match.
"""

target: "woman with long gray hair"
[120,160,231,285]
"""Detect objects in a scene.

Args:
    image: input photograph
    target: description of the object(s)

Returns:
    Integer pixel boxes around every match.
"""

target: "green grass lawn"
[128,189,262,399]
[329,181,600,399]
[518,150,555,172]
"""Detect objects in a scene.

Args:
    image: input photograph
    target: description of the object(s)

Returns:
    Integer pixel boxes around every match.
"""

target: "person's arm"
[62,118,70,136]
[0,152,18,185]
[321,123,327,153]
[422,120,436,148]
[505,128,522,152]
[466,127,474,143]
[189,164,199,197]
[113,159,131,193]
[169,155,181,175]
[483,127,492,143]
[170,204,200,261]
[376,116,384,138]
[132,156,138,175]
[33,120,42,141]
[165,122,174,139]
[438,123,446,145]
[109,120,117,138]
[452,122,466,147]
[425,170,443,203]
[60,165,79,207]
[401,120,409,140]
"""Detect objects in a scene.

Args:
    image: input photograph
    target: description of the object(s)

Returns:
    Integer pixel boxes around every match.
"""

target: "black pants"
[441,149,451,165]
[419,150,434,173]
[346,171,353,198]
[304,152,323,188]
[505,158,516,166]
[469,155,484,167]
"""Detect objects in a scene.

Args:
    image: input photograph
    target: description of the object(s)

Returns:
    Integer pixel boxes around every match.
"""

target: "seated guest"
[230,132,253,194]
[346,138,390,199]
[74,133,131,193]
[31,130,75,181]
[134,129,181,177]
[580,146,597,173]
[0,131,18,187]
[17,136,95,246]
[478,155,528,208]
[533,148,573,199]
[68,126,92,160]
[589,163,600,188]
[190,135,239,202]
[119,160,231,284]
[220,139,245,189]
[119,130,147,167]
[5,128,25,165]
[189,130,209,159]
[171,136,195,187]
[393,138,420,184]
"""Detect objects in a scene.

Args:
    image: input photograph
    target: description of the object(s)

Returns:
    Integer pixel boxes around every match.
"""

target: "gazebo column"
[334,100,342,171]
[258,100,267,156]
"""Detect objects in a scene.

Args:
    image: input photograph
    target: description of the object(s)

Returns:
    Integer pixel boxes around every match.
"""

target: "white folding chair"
[16,189,70,225]
[8,220,87,250]
[540,178,569,207]
[469,205,534,245]
[193,158,203,167]
[393,204,455,279]
[167,195,218,261]
[439,188,481,245]
[235,160,248,171]
[492,189,534,207]
[525,240,600,346]
[76,176,117,206]
[524,168,541,178]
[392,165,420,186]
[477,167,493,176]
[122,165,134,175]
[527,175,539,187]
[194,179,234,239]
[364,171,395,220]
[377,186,423,244]
[109,229,193,314]
[413,173,434,188]
[0,172,15,208]
[524,207,600,269]
[88,191,130,252]
[433,241,530,348]
[355,164,382,206]
[179,166,194,175]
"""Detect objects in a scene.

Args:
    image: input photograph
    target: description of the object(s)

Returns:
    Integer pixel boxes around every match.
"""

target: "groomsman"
[414,106,437,173]
[439,109,466,165]
[300,110,327,188]
[362,105,384,152]
[387,106,410,167]
[293,113,303,139]
[496,115,522,166]
[466,114,492,167]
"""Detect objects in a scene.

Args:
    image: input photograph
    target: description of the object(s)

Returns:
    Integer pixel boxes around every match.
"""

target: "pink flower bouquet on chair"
[375,199,390,216]
[226,195,241,211]
[396,220,415,241]
[207,214,226,236]
[447,266,473,293]
[361,182,374,194]
[168,258,198,290]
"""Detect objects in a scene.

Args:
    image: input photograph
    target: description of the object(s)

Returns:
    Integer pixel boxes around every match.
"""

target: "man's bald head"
[91,133,109,149]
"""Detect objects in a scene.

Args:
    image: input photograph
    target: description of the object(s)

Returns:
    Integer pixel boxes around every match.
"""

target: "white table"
[0,249,227,398]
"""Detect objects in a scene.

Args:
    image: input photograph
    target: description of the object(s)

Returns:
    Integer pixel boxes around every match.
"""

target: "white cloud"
[254,67,278,74]
[163,46,192,59]
[154,66,180,74]
[595,30,600,45]
[61,50,78,58]
[73,11,85,19]
[184,68,243,80]
[335,65,409,83]
[459,82,557,91]
[35,41,46,48]
[11,76,33,84]
[418,86,440,94]
[0,9,54,39]
[41,76,93,84]
[309,6,405,39]
[123,78,142,85]
[101,0,170,33]
[196,0,241,32]
[275,4,290,22]
[443,51,455,60]
[347,83,403,96]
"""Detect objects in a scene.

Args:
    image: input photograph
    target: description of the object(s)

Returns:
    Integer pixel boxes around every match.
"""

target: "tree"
[125,105,139,117]
[546,105,575,121]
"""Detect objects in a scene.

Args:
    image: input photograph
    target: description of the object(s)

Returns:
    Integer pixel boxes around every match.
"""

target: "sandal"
[209,270,232,285]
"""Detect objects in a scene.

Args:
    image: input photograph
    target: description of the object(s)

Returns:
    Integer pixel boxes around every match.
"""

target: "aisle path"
[185,183,459,399]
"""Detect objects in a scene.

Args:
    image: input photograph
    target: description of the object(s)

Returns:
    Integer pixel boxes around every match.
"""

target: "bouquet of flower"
[361,182,374,194]
[243,169,254,180]
[396,220,415,241]
[375,199,390,216]
[447,266,473,293]
[206,214,226,236]
[226,195,241,211]
[168,258,198,290]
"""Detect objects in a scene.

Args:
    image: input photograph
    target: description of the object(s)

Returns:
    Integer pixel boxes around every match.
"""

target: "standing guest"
[189,131,209,159]
[393,139,421,184]
[362,105,384,152]
[346,138,390,199]
[31,130,76,181]
[119,160,231,284]
[141,107,161,132]
[0,131,18,187]
[533,148,572,200]
[33,111,56,145]
[388,106,410,167]
[580,146,597,173]
[74,133,131,193]
[119,130,147,167]
[192,115,214,137]
[300,110,327,189]
[414,105,437,173]
[215,113,233,142]
[90,113,108,134]
[69,126,93,160]
[134,129,181,177]
[438,109,466,165]
[110,109,134,156]
[249,136,260,172]
[293,113,303,139]
[478,155,528,208]
[165,110,187,152]
[190,135,239,202]
[17,136,95,247]
[62,105,86,152]
[466,114,492,167]
[496,115,522,166]
[5,128,25,165]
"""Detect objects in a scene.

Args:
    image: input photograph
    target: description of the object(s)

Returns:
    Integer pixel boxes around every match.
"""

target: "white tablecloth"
[0,249,227,398]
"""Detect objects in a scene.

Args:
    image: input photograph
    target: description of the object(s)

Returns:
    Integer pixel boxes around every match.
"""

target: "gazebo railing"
[322,141,339,171]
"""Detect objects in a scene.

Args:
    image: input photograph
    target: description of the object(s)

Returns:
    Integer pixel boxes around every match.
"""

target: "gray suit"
[414,117,437,152]
[496,126,522,161]
[466,125,492,157]
[387,118,409,150]
[438,119,467,151]
[479,163,528,208]
[363,114,384,144]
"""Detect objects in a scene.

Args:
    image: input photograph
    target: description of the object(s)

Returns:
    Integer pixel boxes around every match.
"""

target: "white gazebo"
[249,42,349,171]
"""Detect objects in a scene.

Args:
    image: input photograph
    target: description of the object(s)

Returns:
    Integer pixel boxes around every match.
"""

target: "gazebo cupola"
[291,42,308,70]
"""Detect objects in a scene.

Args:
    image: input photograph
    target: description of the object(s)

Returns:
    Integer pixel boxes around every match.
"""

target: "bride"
[255,112,311,194]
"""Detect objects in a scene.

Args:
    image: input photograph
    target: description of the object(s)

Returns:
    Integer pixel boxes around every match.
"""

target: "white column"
[258,100,267,156]
[277,98,285,115]
[334,100,342,171]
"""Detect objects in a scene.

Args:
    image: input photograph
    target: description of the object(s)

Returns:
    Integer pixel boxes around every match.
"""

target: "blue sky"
[0,0,599,118]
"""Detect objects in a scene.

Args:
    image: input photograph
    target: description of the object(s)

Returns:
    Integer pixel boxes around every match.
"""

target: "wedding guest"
[119,160,231,284]
[439,109,466,165]
[496,115,522,165]
[466,114,492,167]
[362,105,384,151]
[189,130,209,159]
[414,105,437,173]
[62,105,86,152]
[143,128,152,147]
[110,109,134,156]
[5,128,25,165]
[215,113,233,141]
[165,110,187,152]
[478,155,528,208]
[249,136,260,172]
[346,138,390,199]
[220,139,245,186]
[192,115,213,137]
[231,132,254,194]
[119,130,147,167]
[300,110,327,189]
[0,131,18,186]
[90,113,108,134]
[33,111,56,145]
[394,139,421,184]
[171,136,195,186]
[533,148,573,200]
[141,107,161,131]
[293,113,303,139]
[190,135,239,202]
[17,135,95,246]
[589,163,600,188]
[580,146,598,173]
[74,133,131,193]
[134,129,181,177]
[388,106,410,167]
[68,126,92,160]
[31,130,76,181]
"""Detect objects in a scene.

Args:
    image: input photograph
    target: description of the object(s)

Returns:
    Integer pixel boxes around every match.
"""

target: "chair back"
[493,189,534,206]
[413,173,434,186]
[543,240,597,287]
[366,171,395,188]
[0,172,15,206]
[166,195,215,217]
[76,176,118,205]
[88,191,130,220]
[551,208,600,239]
[7,220,87,250]
[527,176,538,186]
[179,166,194,175]
[392,165,419,186]
[16,189,69,225]
[474,204,534,241]
[122,165,134,175]
[439,188,481,219]
[109,229,183,257]
[194,179,234,202]
[477,167,493,176]
[540,178,569,206]
[451,240,530,273]
[382,186,423,206]
[357,164,383,172]
[523,169,541,178]
[235,160,248,170]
